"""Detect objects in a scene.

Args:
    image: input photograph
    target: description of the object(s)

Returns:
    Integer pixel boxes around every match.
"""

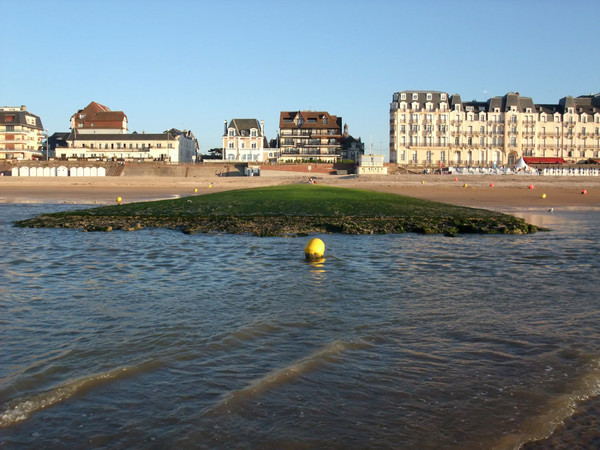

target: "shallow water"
[1,203,600,449]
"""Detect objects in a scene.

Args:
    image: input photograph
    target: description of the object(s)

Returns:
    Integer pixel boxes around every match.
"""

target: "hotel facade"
[389,91,600,167]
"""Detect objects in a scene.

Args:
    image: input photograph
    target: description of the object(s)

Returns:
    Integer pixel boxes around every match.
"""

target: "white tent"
[515,157,528,170]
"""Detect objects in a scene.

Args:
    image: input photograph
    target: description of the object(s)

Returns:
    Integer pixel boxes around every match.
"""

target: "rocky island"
[14,184,542,237]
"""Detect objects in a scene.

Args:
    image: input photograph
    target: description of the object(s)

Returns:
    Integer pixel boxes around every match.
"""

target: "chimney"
[224,120,228,135]
[344,123,349,137]
[21,105,26,111]
[260,120,264,136]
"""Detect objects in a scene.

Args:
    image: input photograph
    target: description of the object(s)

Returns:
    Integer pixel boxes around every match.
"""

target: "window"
[412,93,418,100]
[441,93,447,100]
[441,151,446,162]
[228,129,235,137]
[228,142,234,149]
[426,93,432,100]
[5,125,14,131]
[251,129,257,136]
[426,151,432,162]
[510,137,517,146]
[400,93,406,100]
[251,142,257,149]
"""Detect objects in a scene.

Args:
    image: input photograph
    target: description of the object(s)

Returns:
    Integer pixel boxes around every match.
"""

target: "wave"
[491,357,600,450]
[205,340,367,416]
[0,360,162,428]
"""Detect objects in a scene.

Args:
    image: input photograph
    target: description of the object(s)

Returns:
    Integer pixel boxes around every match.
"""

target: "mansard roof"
[279,111,342,130]
[395,90,600,116]
[0,108,43,130]
[226,119,263,136]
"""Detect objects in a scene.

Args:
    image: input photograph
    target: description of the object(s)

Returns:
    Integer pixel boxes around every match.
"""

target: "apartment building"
[279,111,342,162]
[0,106,45,160]
[222,119,268,162]
[389,91,600,167]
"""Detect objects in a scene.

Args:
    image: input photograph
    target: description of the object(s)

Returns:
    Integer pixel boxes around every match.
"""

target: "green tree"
[205,148,223,159]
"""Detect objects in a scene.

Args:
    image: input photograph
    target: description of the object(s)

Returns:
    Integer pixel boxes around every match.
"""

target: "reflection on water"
[1,204,600,449]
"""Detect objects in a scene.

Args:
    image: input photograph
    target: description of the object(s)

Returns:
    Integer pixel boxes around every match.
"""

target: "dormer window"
[251,129,257,137]
[412,93,418,101]
[228,129,235,137]
[441,93,447,101]
[400,93,406,100]
[426,93,432,100]
[323,116,328,124]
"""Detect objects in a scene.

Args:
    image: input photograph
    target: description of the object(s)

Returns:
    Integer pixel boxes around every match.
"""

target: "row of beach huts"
[8,166,106,177]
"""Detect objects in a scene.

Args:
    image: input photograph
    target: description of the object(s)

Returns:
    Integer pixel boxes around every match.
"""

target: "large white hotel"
[389,91,600,167]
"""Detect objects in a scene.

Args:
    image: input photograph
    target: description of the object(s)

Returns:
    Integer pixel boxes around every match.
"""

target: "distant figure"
[548,208,554,212]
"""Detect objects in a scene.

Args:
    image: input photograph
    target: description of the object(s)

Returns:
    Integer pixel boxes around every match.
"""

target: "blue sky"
[2,0,598,160]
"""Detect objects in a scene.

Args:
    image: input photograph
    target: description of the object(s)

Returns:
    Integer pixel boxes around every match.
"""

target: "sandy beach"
[1,173,600,211]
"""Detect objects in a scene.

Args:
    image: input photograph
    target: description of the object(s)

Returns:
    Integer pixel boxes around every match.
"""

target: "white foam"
[0,360,161,428]
[491,357,600,450]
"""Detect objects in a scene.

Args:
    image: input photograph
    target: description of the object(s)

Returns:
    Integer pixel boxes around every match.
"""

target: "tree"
[205,148,223,159]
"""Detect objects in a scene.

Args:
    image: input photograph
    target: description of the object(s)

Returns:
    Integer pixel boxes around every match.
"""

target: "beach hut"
[57,166,68,177]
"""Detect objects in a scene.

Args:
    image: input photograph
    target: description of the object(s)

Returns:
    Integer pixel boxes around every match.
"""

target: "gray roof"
[66,131,174,141]
[0,109,43,130]
[393,91,449,110]
[394,90,600,117]
[226,118,263,137]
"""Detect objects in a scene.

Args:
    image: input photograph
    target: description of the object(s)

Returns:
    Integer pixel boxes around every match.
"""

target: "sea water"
[1,203,600,449]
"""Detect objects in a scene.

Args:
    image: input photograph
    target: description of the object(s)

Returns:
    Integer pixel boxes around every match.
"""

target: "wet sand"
[1,173,599,210]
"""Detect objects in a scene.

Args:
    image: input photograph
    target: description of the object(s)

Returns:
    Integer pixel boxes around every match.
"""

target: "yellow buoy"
[208,184,212,188]
[304,238,325,260]
[542,193,546,199]
[463,183,468,188]
[194,188,198,193]
[421,180,425,184]
[116,196,122,205]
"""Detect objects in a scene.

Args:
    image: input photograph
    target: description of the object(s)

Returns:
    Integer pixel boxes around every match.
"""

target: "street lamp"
[45,129,49,160]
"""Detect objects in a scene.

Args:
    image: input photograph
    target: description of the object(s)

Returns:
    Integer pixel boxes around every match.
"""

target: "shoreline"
[1,174,599,211]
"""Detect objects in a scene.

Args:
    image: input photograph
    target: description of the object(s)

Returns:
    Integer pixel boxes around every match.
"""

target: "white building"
[222,119,268,162]
[389,91,600,167]
[62,128,198,163]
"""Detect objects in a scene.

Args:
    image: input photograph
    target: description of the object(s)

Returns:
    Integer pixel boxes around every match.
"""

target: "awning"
[522,157,566,164]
